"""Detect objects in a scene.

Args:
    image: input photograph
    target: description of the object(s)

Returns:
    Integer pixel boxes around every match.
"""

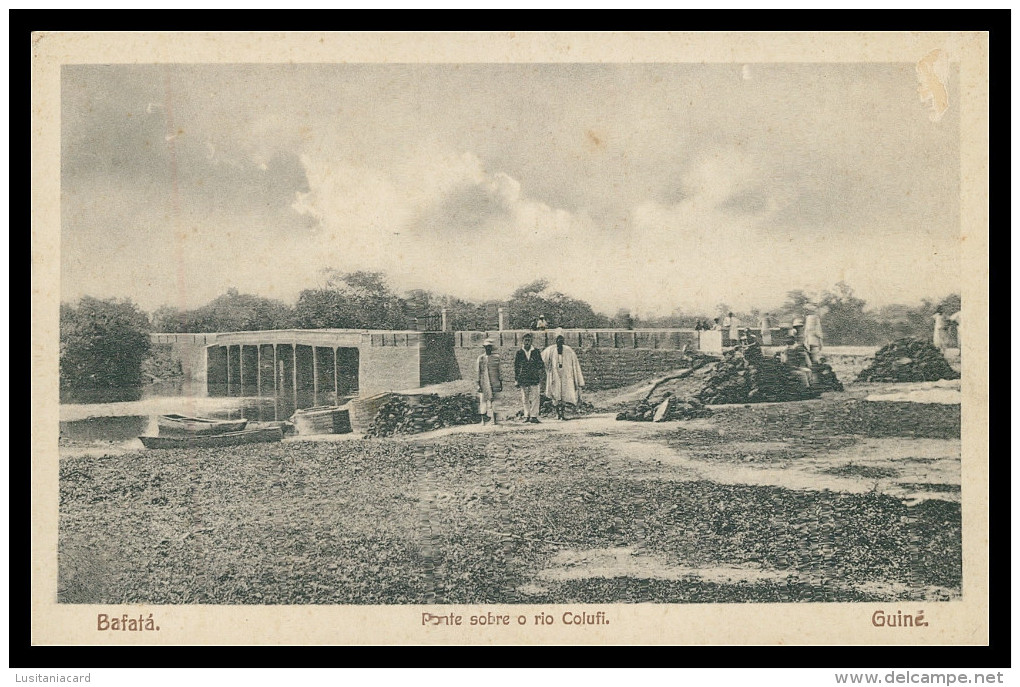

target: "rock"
[653,397,673,422]
[857,338,960,383]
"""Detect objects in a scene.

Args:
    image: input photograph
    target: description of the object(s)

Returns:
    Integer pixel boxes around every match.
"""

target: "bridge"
[151,328,881,402]
[149,329,460,403]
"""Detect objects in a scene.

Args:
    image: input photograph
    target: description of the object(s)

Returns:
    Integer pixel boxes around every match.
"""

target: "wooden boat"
[290,406,352,435]
[139,426,282,449]
[157,414,248,435]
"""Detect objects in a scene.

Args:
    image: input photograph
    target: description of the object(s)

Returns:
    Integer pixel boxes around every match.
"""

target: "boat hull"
[157,414,248,435]
[291,406,352,435]
[139,427,283,449]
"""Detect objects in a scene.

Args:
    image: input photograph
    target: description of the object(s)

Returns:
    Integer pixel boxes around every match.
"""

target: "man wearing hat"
[803,306,824,363]
[514,332,544,423]
[476,338,503,425]
[780,328,814,389]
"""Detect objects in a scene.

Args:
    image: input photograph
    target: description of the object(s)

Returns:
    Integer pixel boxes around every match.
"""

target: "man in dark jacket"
[514,333,544,423]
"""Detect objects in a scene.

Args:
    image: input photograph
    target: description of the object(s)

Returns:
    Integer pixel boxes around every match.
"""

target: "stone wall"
[453,341,697,392]
[358,346,423,395]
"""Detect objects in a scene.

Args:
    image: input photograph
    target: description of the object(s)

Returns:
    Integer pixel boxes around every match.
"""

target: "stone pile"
[539,395,596,416]
[856,338,960,383]
[616,393,712,422]
[365,393,479,437]
[695,348,842,405]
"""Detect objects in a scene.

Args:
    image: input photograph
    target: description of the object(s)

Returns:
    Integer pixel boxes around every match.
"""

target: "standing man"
[949,310,961,348]
[804,307,824,363]
[542,329,585,420]
[791,316,806,344]
[780,328,814,390]
[725,312,741,345]
[759,312,773,345]
[514,333,544,423]
[933,307,948,352]
[476,338,502,425]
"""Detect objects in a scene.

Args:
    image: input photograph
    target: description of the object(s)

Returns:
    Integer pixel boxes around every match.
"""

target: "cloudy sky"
[61,62,960,316]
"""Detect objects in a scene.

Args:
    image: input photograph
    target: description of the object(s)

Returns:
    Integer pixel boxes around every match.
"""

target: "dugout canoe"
[139,426,282,449]
[157,414,248,435]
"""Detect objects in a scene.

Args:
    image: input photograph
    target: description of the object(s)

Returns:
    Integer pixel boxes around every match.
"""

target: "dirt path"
[398,410,960,504]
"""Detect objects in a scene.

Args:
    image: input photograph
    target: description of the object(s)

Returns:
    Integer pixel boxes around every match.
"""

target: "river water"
[58,380,337,446]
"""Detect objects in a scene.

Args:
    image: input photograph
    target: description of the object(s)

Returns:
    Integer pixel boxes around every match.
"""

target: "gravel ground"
[58,394,962,605]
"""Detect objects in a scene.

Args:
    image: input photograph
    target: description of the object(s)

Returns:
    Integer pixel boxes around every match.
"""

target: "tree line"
[60,273,958,390]
[149,272,615,334]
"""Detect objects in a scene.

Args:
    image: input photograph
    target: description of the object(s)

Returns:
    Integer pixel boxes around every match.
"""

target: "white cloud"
[61,64,963,316]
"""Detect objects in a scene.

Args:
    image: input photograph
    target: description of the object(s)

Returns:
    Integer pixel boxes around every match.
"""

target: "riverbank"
[58,392,961,605]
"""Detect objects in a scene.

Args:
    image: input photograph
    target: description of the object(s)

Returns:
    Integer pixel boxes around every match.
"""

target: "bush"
[60,296,152,389]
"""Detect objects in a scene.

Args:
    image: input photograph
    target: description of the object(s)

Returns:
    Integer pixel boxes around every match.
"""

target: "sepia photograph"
[31,31,990,646]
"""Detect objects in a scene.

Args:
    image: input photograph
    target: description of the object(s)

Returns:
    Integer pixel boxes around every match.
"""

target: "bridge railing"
[452,328,702,350]
[151,329,448,348]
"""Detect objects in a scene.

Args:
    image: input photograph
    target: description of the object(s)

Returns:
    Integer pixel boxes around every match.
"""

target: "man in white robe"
[933,309,948,351]
[542,329,585,420]
[476,338,502,425]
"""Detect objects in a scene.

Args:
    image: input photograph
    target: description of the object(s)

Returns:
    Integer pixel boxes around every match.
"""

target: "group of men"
[476,328,585,425]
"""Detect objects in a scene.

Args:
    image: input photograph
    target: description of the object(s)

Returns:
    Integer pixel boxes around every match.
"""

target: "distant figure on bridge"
[477,338,503,426]
[534,314,549,331]
[543,329,585,421]
[804,308,824,363]
[949,310,961,348]
[933,307,949,351]
[780,329,814,389]
[791,316,806,344]
[759,312,773,345]
[694,321,703,332]
[743,333,763,362]
[724,312,740,345]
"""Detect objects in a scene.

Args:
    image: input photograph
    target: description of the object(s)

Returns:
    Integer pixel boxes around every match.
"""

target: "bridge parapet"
[151,329,427,348]
[453,329,701,351]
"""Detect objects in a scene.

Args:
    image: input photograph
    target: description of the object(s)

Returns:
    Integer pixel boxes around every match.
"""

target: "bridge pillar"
[333,348,339,402]
[275,345,285,397]
[292,344,298,402]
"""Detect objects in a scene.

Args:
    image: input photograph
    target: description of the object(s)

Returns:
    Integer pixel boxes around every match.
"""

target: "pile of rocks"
[505,395,596,422]
[365,393,479,437]
[539,395,596,416]
[857,338,960,383]
[695,348,842,405]
[616,393,712,422]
